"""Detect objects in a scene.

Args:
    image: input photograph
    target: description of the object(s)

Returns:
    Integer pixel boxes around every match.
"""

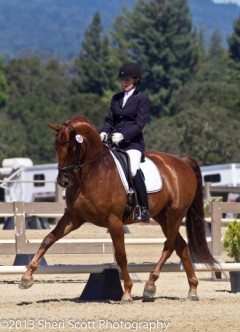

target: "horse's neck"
[75,148,117,185]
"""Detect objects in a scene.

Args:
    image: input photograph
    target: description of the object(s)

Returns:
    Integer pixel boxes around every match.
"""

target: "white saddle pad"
[110,152,162,194]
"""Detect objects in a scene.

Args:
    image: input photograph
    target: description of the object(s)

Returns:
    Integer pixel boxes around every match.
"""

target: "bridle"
[56,121,109,174]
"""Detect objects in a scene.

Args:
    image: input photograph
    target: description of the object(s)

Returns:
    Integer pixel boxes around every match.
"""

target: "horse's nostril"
[57,174,71,188]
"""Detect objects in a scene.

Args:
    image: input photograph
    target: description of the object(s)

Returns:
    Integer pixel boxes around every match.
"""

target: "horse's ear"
[48,124,60,132]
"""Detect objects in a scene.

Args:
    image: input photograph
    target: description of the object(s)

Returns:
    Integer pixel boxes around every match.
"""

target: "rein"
[57,121,110,173]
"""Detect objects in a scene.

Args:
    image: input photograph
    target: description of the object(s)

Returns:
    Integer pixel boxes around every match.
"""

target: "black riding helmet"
[118,63,141,78]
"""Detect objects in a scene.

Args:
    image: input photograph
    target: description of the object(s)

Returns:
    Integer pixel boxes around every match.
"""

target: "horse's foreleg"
[19,212,81,289]
[19,232,57,289]
[174,234,199,301]
[108,220,133,304]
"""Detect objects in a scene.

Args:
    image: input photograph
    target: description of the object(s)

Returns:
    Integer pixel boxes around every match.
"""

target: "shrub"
[223,220,240,263]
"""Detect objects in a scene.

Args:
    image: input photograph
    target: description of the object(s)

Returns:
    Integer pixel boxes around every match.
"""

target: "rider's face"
[120,77,136,92]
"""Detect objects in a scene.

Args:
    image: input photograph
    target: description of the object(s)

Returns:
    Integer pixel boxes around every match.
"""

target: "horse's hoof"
[19,278,34,289]
[120,296,133,305]
[143,284,156,301]
[187,294,199,301]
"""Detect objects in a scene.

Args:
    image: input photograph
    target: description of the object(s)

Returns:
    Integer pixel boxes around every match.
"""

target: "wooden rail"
[0,202,114,255]
[210,201,240,257]
[0,201,240,259]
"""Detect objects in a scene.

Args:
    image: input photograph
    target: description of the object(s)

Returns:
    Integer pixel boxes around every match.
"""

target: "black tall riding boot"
[133,170,150,223]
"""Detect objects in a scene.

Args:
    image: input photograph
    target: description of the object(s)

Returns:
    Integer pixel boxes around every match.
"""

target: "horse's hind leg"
[143,211,199,301]
[143,210,184,301]
[143,211,171,300]
[19,211,82,289]
[174,234,199,301]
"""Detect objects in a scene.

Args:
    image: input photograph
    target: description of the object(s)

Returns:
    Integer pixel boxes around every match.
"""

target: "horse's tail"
[184,157,217,267]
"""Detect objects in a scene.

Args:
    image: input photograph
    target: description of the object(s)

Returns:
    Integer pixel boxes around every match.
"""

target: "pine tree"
[73,12,117,96]
[227,16,240,84]
[111,0,199,116]
[207,31,228,80]
[171,29,239,117]
[0,56,7,107]
[228,16,240,63]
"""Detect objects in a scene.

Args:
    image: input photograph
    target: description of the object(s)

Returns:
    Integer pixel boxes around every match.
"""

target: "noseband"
[56,121,109,174]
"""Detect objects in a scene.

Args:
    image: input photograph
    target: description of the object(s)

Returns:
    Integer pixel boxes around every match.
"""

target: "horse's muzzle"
[57,172,72,188]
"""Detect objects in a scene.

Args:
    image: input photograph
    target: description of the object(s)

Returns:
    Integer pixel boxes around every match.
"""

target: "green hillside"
[0,0,239,60]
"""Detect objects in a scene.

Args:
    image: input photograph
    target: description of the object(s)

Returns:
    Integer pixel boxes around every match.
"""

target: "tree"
[0,112,26,163]
[5,57,70,105]
[39,59,71,105]
[0,56,7,107]
[67,93,106,130]
[227,16,240,84]
[3,94,64,163]
[3,56,71,163]
[228,16,240,63]
[111,0,199,116]
[4,56,43,99]
[144,105,240,165]
[170,28,240,114]
[156,27,240,165]
[73,12,118,96]
[110,11,133,64]
[202,30,229,82]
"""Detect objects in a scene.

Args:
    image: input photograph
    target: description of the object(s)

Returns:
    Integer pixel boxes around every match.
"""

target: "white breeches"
[126,149,142,176]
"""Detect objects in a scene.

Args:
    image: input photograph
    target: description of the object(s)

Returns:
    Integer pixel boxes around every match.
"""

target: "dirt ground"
[0,222,239,332]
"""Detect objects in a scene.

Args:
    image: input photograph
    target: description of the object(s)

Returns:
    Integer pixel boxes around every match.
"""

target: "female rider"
[100,63,150,222]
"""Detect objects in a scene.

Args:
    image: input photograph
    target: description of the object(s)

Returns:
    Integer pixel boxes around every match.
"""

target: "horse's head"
[49,115,102,188]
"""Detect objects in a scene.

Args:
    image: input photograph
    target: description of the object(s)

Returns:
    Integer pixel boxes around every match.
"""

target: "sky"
[212,0,240,5]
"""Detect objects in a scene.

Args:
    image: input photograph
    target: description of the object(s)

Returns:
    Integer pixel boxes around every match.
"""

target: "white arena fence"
[0,201,240,275]
[0,262,240,275]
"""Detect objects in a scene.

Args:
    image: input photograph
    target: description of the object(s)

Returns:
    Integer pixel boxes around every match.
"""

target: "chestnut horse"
[20,115,216,303]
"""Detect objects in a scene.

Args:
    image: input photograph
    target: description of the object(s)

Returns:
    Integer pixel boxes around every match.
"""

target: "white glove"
[100,132,108,142]
[112,132,124,144]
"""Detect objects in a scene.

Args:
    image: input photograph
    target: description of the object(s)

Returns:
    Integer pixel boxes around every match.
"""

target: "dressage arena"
[0,222,239,332]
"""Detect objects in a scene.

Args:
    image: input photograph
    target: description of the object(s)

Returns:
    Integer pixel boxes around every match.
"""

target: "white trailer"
[0,158,59,202]
[1,160,240,202]
[0,158,62,229]
[200,163,240,187]
[200,163,240,206]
